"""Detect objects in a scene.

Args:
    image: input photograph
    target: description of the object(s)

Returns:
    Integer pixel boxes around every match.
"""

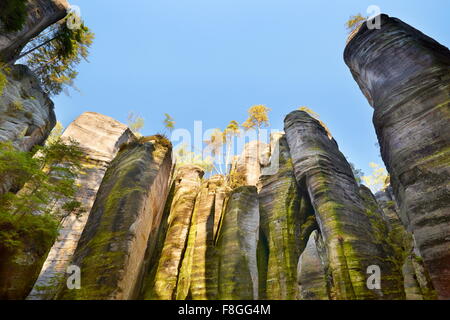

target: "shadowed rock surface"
[297,230,329,300]
[217,186,259,300]
[258,134,316,299]
[344,14,450,299]
[0,65,56,195]
[284,110,405,299]
[56,137,172,300]
[0,0,69,63]
[27,112,135,300]
[143,165,203,300]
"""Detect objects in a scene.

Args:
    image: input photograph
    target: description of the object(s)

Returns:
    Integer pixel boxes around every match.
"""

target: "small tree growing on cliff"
[298,106,332,138]
[16,12,94,96]
[362,162,389,192]
[163,113,175,134]
[127,112,145,137]
[242,105,270,164]
[223,120,240,172]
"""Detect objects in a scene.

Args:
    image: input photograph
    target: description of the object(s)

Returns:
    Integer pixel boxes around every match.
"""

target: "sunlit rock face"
[0,0,69,63]
[27,112,135,300]
[56,137,172,300]
[142,165,204,300]
[176,175,228,300]
[233,141,270,187]
[284,110,405,300]
[0,65,55,195]
[258,134,316,300]
[344,14,450,299]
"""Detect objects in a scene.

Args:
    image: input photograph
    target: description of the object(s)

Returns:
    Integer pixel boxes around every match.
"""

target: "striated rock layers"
[176,175,228,300]
[284,110,405,299]
[0,64,56,194]
[56,136,172,300]
[28,112,135,300]
[344,14,450,299]
[217,186,260,300]
[143,165,204,300]
[0,0,69,63]
[258,134,317,299]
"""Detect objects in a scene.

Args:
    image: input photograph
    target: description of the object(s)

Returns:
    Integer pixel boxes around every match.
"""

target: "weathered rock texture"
[56,137,172,300]
[284,110,405,299]
[0,64,56,195]
[176,175,227,300]
[297,231,329,300]
[143,165,204,300]
[27,112,135,300]
[258,134,316,299]
[233,141,270,187]
[344,14,450,299]
[375,188,436,300]
[217,186,259,300]
[0,0,69,63]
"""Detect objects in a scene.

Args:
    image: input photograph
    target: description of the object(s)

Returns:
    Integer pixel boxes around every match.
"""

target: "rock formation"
[232,141,270,187]
[0,0,69,63]
[56,136,172,299]
[258,134,316,299]
[344,14,450,299]
[297,231,329,300]
[143,165,204,300]
[176,175,227,300]
[284,110,405,299]
[217,186,260,300]
[27,112,135,300]
[0,64,56,195]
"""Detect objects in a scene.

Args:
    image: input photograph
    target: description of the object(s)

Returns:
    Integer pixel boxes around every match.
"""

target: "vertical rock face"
[217,186,259,300]
[143,165,204,300]
[258,134,316,300]
[344,14,450,299]
[375,188,437,300]
[297,230,329,300]
[0,0,69,63]
[176,175,227,300]
[0,65,56,195]
[234,141,270,187]
[284,110,404,299]
[56,137,172,300]
[27,112,135,300]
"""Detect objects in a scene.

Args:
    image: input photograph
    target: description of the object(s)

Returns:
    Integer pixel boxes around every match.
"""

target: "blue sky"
[54,0,450,176]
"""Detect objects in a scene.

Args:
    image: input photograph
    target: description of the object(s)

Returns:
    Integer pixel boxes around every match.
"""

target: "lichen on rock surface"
[284,110,405,300]
[258,134,316,300]
[345,14,450,299]
[143,165,204,300]
[56,137,172,300]
[27,112,135,300]
[217,186,259,300]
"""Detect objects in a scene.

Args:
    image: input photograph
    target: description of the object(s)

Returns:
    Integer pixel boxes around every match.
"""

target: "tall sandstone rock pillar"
[27,112,135,299]
[56,136,172,300]
[284,110,405,300]
[217,186,259,300]
[143,165,204,300]
[344,14,450,299]
[258,134,317,299]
